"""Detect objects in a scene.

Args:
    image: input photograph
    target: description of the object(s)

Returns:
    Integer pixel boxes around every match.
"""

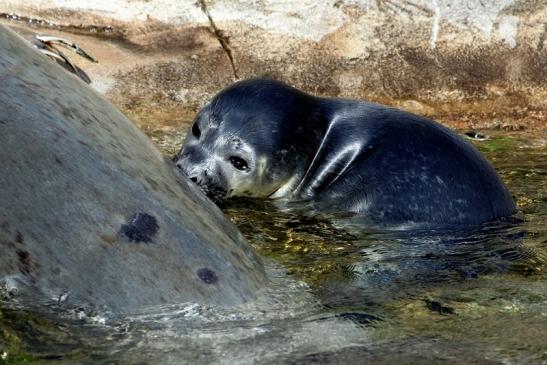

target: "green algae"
[0,303,33,365]
[474,135,517,153]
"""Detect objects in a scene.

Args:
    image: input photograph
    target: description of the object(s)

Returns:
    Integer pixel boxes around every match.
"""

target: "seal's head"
[174,79,326,203]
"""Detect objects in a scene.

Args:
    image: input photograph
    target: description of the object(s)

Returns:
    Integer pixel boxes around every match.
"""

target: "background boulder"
[0,0,545,152]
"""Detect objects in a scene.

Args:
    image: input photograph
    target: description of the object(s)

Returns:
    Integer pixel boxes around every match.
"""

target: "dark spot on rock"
[60,106,74,119]
[424,299,455,315]
[120,212,159,243]
[335,312,381,326]
[197,267,218,284]
[17,249,33,276]
[15,231,24,244]
[55,157,63,165]
[0,221,10,233]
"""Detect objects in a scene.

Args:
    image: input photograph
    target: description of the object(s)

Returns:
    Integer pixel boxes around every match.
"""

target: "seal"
[174,79,516,227]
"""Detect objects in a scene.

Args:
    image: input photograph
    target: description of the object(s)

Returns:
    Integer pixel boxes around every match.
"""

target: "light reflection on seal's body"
[174,79,516,227]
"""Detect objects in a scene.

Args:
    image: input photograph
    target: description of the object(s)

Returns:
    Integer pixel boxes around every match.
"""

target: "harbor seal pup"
[174,79,515,227]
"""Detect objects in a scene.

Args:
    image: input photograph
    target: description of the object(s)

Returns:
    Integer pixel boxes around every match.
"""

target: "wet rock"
[0,1,545,132]
[398,100,435,116]
[0,25,267,312]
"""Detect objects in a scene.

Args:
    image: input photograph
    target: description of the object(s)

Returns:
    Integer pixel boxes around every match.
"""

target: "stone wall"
[1,0,545,135]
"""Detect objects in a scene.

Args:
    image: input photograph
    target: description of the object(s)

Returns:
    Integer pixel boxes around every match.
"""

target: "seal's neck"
[268,174,303,199]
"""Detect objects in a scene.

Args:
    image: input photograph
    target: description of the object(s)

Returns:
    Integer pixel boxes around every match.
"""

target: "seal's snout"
[173,153,192,175]
[174,159,199,184]
[174,157,227,203]
[187,173,211,189]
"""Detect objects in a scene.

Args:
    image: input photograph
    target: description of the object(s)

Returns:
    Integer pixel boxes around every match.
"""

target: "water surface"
[1,131,545,364]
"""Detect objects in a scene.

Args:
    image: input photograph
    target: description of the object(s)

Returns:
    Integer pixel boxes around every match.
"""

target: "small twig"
[197,0,239,80]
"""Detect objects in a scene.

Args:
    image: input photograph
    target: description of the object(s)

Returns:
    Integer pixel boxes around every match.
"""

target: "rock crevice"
[197,0,239,80]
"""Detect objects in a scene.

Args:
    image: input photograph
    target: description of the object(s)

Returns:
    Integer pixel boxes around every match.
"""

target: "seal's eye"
[229,156,248,171]
[191,123,201,139]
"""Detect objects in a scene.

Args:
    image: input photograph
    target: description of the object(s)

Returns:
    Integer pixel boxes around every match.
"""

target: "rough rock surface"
[0,25,267,312]
[0,0,545,149]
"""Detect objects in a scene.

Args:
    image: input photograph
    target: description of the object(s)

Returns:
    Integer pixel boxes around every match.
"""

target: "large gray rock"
[0,25,267,312]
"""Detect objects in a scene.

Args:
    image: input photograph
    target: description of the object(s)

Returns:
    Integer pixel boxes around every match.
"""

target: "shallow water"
[1,131,546,364]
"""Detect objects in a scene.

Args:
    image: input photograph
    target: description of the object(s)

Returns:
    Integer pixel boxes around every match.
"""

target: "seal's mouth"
[200,184,227,205]
[172,159,228,205]
[186,176,227,204]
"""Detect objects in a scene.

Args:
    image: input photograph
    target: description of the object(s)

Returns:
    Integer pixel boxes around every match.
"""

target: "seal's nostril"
[190,177,198,183]
[176,162,183,169]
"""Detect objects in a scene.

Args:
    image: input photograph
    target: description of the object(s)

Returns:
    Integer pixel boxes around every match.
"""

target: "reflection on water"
[1,132,546,364]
